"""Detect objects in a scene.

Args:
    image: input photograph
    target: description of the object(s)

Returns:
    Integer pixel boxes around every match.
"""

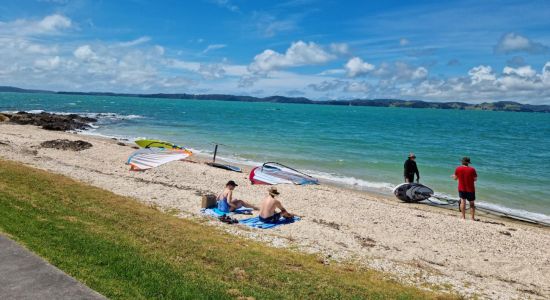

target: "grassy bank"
[0,159,455,299]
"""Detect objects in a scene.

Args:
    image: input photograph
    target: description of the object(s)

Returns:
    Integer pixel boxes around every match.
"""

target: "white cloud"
[117,36,151,47]
[252,12,298,38]
[330,43,350,55]
[198,63,226,79]
[210,0,239,12]
[248,41,334,74]
[399,38,409,46]
[494,32,549,54]
[34,56,61,70]
[0,14,72,36]
[202,44,227,54]
[154,45,165,55]
[318,68,346,76]
[543,62,550,83]
[73,45,97,60]
[345,57,375,77]
[308,80,345,92]
[502,65,536,78]
[345,81,370,93]
[412,67,428,80]
[468,65,496,84]
[398,62,550,103]
[38,14,71,32]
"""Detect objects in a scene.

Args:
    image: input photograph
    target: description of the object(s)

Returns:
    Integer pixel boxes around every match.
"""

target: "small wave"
[475,202,550,225]
[308,171,395,191]
[81,112,144,121]
[77,129,140,142]
[427,192,550,225]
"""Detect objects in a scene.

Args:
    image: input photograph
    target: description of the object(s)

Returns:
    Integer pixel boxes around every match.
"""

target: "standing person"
[452,157,478,220]
[217,180,258,213]
[403,153,420,183]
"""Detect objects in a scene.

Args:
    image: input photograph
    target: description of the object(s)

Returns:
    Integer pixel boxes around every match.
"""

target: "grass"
[0,159,457,299]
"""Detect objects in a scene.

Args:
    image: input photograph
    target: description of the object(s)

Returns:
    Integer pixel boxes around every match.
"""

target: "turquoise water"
[2,92,550,218]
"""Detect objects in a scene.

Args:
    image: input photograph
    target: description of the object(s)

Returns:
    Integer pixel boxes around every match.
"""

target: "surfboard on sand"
[206,162,242,173]
[205,144,242,172]
[393,183,434,202]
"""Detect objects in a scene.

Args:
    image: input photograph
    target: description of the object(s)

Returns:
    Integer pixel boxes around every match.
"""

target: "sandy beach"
[0,123,548,299]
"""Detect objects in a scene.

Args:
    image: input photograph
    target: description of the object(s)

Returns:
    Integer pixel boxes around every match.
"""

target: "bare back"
[259,196,280,218]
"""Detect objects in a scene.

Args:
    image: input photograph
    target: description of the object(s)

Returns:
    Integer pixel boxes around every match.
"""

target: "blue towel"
[239,216,300,229]
[201,207,253,217]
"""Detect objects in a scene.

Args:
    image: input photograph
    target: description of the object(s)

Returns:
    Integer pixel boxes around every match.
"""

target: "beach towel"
[201,207,253,217]
[239,216,300,229]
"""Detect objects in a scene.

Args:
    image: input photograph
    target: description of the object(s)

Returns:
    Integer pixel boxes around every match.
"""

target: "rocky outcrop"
[0,114,10,122]
[40,139,93,151]
[3,112,97,131]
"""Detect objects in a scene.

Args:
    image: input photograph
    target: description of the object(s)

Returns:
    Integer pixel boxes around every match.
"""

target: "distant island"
[1,85,549,113]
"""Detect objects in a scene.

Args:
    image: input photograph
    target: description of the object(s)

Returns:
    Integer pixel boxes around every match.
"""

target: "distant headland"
[1,85,549,113]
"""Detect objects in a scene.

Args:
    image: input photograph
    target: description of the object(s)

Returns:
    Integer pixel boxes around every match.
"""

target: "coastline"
[1,123,549,299]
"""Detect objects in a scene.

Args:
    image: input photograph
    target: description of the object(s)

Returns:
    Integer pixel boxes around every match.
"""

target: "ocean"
[2,92,550,222]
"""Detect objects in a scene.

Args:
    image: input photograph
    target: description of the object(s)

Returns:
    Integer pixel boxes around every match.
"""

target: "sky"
[1,0,550,103]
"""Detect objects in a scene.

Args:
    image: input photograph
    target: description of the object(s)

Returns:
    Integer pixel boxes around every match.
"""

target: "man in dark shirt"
[403,153,420,183]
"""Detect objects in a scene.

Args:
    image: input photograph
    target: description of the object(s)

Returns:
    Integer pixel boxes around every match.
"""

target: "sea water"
[2,92,549,220]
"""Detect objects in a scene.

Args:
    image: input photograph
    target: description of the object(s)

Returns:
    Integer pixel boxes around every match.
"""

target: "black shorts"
[405,174,415,182]
[459,191,476,201]
[259,212,281,223]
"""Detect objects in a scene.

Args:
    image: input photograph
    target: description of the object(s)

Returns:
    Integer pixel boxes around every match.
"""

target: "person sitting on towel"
[217,180,258,213]
[259,187,294,223]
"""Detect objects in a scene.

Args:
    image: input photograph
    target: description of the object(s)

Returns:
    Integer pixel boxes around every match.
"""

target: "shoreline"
[4,109,550,224]
[161,145,550,227]
[1,123,549,299]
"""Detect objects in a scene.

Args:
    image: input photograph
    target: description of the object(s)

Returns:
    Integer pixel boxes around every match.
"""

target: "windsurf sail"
[249,162,318,185]
[135,139,184,150]
[393,183,434,202]
[127,148,192,171]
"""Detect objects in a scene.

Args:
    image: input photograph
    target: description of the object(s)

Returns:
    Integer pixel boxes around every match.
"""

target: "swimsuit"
[217,195,230,213]
[259,212,281,223]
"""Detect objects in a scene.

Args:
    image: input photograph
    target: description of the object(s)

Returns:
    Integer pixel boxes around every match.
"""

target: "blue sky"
[1,0,550,103]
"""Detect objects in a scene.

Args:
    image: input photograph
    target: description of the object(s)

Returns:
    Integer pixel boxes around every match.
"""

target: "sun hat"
[268,186,280,196]
[226,180,238,187]
[409,152,416,158]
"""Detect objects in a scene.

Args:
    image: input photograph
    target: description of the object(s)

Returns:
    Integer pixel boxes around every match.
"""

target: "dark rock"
[40,139,93,151]
[0,114,10,122]
[4,112,97,131]
[117,142,126,146]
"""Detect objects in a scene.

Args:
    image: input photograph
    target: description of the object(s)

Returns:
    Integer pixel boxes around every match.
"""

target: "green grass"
[0,159,457,299]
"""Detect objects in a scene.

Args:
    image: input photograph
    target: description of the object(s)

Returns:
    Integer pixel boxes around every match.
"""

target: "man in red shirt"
[452,157,478,220]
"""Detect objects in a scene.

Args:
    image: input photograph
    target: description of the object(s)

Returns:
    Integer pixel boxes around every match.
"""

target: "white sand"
[1,123,549,299]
